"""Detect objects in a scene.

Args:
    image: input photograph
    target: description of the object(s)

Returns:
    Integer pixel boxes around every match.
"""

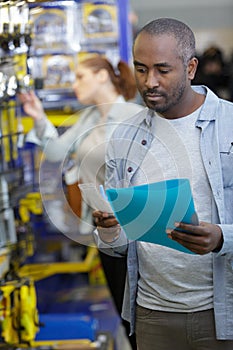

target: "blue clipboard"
[106,178,199,254]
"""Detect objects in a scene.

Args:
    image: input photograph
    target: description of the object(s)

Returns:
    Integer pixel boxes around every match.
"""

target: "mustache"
[143,88,163,96]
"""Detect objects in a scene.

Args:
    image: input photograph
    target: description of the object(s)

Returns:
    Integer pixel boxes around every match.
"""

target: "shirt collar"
[191,85,219,122]
[143,85,219,126]
[145,108,154,126]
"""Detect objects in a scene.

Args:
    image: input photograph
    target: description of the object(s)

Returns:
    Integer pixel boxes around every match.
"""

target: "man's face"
[133,32,193,118]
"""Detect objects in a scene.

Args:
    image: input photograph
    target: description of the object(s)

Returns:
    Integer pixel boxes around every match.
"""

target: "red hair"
[80,56,137,101]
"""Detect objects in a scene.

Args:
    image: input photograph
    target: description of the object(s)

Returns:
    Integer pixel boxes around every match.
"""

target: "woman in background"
[19,55,143,349]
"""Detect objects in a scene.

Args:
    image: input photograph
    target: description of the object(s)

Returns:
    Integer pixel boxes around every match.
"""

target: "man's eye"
[136,67,146,73]
[160,70,169,74]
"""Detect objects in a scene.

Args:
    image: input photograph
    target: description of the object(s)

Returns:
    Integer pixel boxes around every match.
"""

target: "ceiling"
[128,0,233,56]
[128,0,233,30]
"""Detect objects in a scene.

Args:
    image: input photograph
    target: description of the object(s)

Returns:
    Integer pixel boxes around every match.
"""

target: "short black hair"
[134,18,196,66]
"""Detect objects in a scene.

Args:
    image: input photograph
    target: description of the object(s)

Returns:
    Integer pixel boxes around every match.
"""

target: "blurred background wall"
[129,0,233,58]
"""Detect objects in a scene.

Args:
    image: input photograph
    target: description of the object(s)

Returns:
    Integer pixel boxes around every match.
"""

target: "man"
[93,18,233,349]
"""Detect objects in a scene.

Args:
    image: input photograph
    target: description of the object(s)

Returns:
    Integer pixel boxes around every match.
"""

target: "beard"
[142,79,186,114]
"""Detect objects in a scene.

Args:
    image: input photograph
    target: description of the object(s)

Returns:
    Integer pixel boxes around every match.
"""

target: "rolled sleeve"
[215,224,233,256]
[93,226,128,257]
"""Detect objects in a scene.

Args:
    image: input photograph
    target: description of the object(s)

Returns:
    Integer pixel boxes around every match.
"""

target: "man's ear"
[188,57,198,80]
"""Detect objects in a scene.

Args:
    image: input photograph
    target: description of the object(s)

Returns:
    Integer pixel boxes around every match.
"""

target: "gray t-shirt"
[133,108,214,312]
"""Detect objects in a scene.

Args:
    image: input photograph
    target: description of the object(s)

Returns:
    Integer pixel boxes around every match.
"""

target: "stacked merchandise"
[28,0,125,111]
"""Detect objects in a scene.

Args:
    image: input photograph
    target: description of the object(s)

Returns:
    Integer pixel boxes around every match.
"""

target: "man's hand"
[93,210,120,243]
[166,222,223,255]
[93,210,118,228]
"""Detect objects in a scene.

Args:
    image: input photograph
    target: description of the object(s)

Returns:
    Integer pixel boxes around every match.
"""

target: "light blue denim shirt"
[94,86,233,340]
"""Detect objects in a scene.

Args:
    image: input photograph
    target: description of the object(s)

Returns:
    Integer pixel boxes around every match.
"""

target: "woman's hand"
[18,90,45,121]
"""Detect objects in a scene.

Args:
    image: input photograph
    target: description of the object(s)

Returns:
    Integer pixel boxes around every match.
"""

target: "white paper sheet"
[78,183,113,213]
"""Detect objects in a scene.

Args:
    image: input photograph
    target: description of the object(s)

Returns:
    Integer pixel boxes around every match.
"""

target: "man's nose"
[145,71,159,88]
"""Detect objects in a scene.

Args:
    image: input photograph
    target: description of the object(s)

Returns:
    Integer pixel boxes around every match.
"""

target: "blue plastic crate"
[35,313,98,341]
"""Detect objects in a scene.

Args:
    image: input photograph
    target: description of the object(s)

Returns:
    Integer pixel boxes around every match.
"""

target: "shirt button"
[141,139,147,145]
[127,166,133,173]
